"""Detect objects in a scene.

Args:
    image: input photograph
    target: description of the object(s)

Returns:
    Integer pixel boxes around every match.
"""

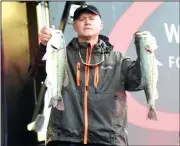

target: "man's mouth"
[84,28,92,30]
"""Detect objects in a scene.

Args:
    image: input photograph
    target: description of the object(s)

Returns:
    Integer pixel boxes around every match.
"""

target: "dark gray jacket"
[29,35,144,146]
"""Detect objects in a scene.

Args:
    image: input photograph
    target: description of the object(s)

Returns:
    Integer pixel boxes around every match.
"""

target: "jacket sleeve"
[121,57,144,91]
[28,43,46,81]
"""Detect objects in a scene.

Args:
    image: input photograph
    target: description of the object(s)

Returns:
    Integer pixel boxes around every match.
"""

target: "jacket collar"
[68,35,113,53]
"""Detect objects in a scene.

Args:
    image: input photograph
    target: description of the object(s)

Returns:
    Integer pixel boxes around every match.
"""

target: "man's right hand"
[39,26,52,46]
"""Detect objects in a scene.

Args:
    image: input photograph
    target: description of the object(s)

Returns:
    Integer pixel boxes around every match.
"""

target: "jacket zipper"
[83,46,93,144]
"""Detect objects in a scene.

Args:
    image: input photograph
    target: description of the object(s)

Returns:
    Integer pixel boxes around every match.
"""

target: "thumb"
[49,25,56,34]
[43,25,49,30]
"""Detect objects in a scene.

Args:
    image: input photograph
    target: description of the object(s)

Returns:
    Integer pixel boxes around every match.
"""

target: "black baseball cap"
[73,4,101,21]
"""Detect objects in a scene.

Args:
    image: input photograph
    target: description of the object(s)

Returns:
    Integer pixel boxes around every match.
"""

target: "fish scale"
[42,29,68,111]
[26,29,68,134]
[134,31,159,121]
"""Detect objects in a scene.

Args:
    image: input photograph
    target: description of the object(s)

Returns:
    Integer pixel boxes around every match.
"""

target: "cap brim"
[84,8,99,15]
[74,8,100,20]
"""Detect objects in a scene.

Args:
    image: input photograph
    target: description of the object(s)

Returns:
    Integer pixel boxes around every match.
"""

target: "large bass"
[134,31,161,121]
[42,29,68,110]
[27,29,68,133]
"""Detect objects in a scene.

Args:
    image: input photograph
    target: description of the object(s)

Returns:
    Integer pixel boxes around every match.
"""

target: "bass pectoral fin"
[42,52,48,61]
[139,78,146,89]
[48,97,64,111]
[156,58,163,66]
[154,87,159,100]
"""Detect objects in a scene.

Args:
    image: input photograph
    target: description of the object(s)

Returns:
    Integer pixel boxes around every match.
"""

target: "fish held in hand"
[134,31,161,121]
[42,29,68,110]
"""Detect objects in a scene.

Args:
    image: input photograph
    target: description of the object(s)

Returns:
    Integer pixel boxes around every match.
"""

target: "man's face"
[73,12,103,38]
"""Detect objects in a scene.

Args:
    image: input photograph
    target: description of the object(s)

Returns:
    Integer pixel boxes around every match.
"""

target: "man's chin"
[82,34,96,38]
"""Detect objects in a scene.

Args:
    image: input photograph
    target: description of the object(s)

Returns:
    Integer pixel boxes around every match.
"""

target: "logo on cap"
[82,5,87,8]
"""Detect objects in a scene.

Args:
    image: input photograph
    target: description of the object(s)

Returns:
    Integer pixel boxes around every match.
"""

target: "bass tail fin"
[147,106,157,121]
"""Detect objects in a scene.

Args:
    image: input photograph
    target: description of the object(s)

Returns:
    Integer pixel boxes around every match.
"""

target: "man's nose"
[85,19,91,25]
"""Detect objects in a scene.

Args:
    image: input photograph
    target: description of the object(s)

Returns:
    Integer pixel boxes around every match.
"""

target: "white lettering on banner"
[164,23,179,44]
[169,56,179,68]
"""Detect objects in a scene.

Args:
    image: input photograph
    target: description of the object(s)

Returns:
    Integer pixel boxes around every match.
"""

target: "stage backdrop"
[49,2,179,145]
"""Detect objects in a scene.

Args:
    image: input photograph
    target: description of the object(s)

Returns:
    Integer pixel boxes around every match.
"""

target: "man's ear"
[73,23,77,32]
[100,21,103,30]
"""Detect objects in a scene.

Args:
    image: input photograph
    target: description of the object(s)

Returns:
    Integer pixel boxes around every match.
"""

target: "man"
[30,4,154,146]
